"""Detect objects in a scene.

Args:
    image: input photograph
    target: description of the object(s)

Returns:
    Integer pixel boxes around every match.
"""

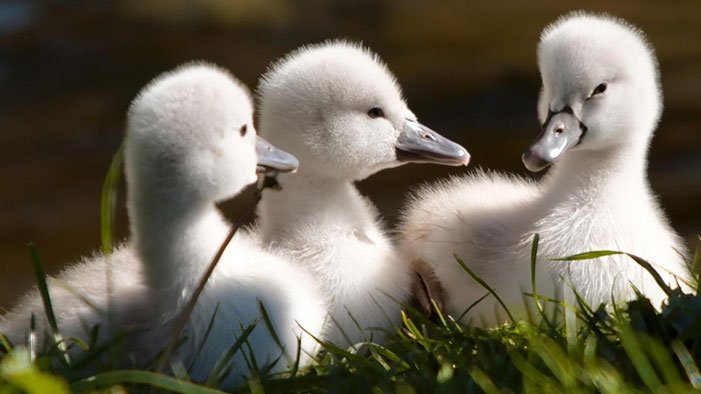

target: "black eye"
[239,124,247,136]
[591,83,607,96]
[367,107,384,119]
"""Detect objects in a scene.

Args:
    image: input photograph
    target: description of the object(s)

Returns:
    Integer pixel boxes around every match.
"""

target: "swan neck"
[545,138,649,202]
[257,171,366,242]
[129,192,229,304]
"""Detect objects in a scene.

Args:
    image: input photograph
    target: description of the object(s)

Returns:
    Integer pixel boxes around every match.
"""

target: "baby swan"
[126,64,325,385]
[1,64,325,387]
[399,13,691,327]
[256,41,469,347]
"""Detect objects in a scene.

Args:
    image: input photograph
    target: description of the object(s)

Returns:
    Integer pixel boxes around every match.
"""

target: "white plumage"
[399,13,691,327]
[0,63,326,388]
[254,42,469,347]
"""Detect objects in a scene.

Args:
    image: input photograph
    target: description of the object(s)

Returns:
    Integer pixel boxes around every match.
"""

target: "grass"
[5,286,698,393]
[1,151,700,393]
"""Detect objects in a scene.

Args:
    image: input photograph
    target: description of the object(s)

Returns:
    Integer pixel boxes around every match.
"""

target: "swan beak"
[522,110,586,172]
[256,136,299,174]
[396,119,470,166]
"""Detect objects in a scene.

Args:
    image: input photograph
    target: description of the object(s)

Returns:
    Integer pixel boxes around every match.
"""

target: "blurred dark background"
[1,0,699,309]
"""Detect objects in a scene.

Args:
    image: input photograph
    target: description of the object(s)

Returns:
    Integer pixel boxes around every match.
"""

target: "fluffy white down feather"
[256,42,435,347]
[0,63,326,389]
[399,12,691,327]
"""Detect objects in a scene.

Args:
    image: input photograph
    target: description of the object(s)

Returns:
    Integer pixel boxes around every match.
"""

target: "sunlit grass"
[2,237,699,393]
[1,149,700,393]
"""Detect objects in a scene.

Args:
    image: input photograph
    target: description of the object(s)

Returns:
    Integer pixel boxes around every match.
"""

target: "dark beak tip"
[396,120,470,167]
[522,149,550,172]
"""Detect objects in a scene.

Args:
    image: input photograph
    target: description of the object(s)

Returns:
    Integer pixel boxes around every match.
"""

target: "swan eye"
[367,107,384,119]
[239,124,247,136]
[590,83,607,97]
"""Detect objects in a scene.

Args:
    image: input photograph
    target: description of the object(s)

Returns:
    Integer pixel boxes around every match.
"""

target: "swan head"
[523,12,662,172]
[125,63,297,205]
[257,41,469,181]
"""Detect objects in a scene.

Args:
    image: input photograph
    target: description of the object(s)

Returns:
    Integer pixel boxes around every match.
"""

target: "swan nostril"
[423,133,436,141]
[554,126,564,135]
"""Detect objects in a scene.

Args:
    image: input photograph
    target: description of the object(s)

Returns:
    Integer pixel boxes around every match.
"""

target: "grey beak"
[256,136,299,174]
[396,119,470,166]
[522,109,586,172]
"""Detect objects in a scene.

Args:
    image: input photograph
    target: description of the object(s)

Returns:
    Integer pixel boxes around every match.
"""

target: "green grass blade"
[99,141,124,257]
[370,292,396,331]
[28,314,37,362]
[430,299,448,328]
[692,236,700,293]
[671,339,701,389]
[550,250,623,261]
[550,250,672,296]
[531,335,577,388]
[1,347,70,394]
[0,333,12,354]
[343,305,365,341]
[71,369,227,393]
[99,141,124,369]
[68,331,126,370]
[510,351,563,392]
[458,292,490,322]
[27,243,70,365]
[468,365,501,394]
[367,343,411,370]
[261,355,283,380]
[529,233,555,331]
[289,335,302,378]
[553,249,677,296]
[297,324,373,369]
[638,334,681,385]
[564,299,576,357]
[582,356,631,394]
[368,347,391,371]
[170,358,192,382]
[325,311,354,350]
[400,311,426,348]
[623,253,673,297]
[27,243,58,338]
[243,336,261,374]
[63,337,89,352]
[454,254,515,323]
[188,303,220,373]
[205,319,258,387]
[247,375,266,394]
[530,234,541,311]
[617,317,662,392]
[257,300,287,364]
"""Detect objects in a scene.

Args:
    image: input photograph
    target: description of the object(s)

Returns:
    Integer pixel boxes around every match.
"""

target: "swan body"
[1,64,325,387]
[0,246,149,353]
[255,42,469,347]
[399,13,691,327]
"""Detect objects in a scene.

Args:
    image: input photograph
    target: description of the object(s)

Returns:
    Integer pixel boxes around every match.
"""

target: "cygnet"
[1,63,326,388]
[399,13,691,327]
[255,41,469,347]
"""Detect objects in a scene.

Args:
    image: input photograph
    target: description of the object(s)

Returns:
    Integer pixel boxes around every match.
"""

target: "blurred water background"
[1,0,699,309]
